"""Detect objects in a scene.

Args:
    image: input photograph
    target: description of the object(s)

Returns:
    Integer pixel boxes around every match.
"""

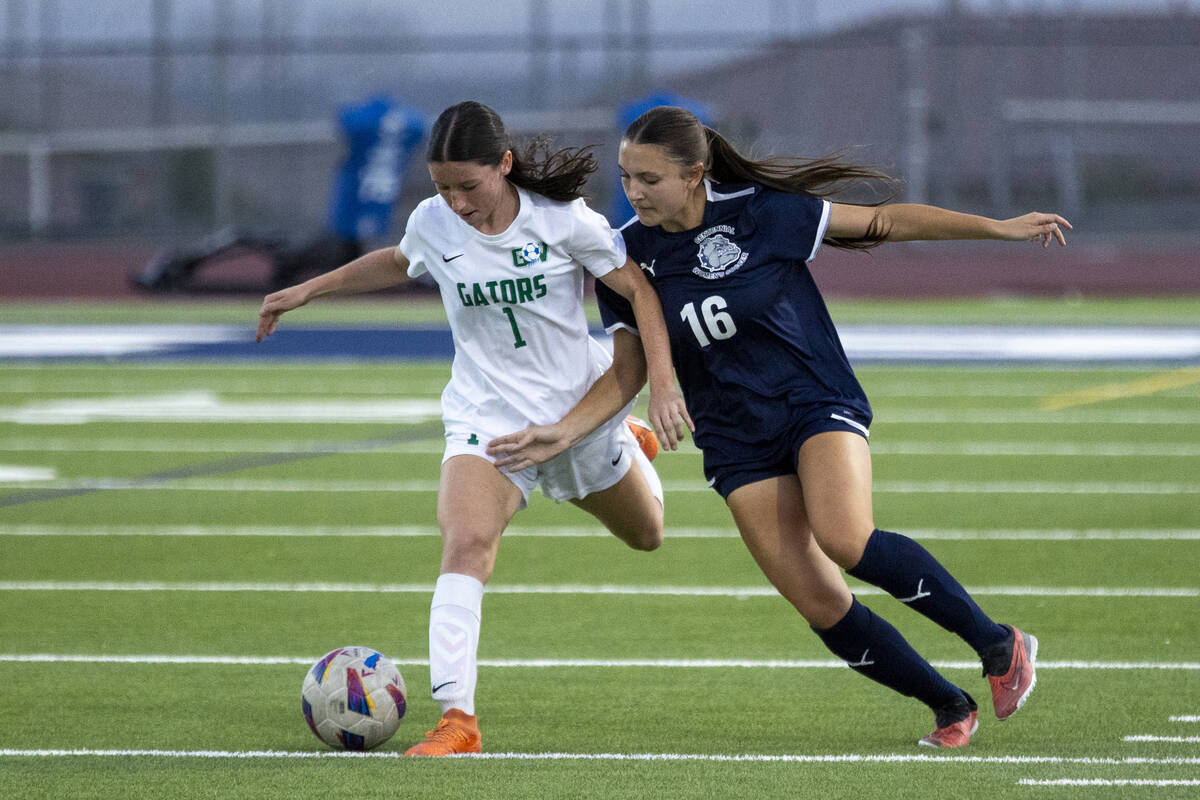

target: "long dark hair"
[624,105,896,249]
[428,101,597,202]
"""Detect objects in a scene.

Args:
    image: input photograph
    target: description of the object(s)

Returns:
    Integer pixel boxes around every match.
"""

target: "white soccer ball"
[301,646,407,750]
[520,242,542,263]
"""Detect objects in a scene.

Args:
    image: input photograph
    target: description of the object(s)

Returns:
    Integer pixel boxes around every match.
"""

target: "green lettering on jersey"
[456,274,548,307]
[499,280,518,304]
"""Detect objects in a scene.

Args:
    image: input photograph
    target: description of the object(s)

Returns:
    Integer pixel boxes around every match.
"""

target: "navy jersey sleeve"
[594,280,637,335]
[751,190,831,263]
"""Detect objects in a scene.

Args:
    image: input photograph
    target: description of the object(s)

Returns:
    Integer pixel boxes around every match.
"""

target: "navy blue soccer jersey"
[596,180,872,452]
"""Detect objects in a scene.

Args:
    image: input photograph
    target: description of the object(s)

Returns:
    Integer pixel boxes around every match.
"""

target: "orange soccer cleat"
[985,626,1039,720]
[404,709,482,757]
[625,415,659,462]
[918,693,978,748]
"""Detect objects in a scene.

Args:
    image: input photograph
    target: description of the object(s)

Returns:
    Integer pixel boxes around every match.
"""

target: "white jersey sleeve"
[561,197,627,279]
[399,203,433,278]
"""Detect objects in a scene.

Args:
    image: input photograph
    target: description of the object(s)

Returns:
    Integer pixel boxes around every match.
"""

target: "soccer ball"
[520,242,542,263]
[301,646,407,750]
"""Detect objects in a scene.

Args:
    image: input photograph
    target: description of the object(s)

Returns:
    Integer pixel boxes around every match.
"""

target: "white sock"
[427,572,484,716]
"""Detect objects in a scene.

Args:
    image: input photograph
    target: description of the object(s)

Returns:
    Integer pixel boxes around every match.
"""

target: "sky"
[3,0,1195,127]
[2,0,1196,43]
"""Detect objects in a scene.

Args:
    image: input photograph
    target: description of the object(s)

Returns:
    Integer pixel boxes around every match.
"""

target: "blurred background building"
[1,0,1198,242]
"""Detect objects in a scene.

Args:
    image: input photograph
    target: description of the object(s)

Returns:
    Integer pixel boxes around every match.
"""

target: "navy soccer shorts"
[702,403,872,499]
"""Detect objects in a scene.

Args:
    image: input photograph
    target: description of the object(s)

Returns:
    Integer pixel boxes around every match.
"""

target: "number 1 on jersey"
[680,295,737,347]
[501,306,528,349]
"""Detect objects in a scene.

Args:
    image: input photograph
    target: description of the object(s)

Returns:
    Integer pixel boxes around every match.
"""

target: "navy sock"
[813,597,965,709]
[848,529,1009,654]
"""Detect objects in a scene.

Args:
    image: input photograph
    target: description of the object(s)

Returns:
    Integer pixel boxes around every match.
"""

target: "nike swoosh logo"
[442,253,465,262]
[432,680,457,693]
[611,447,623,466]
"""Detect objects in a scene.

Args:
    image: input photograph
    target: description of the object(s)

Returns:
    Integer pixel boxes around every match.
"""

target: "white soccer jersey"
[400,186,627,433]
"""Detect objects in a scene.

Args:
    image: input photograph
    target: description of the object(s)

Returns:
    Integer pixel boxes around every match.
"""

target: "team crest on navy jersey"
[693,225,747,280]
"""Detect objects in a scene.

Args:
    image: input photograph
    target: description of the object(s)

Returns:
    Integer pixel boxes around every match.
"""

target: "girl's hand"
[487,425,572,472]
[648,388,694,451]
[997,213,1072,247]
[256,285,310,342]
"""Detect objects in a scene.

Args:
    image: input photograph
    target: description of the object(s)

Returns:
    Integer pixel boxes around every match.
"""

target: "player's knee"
[439,526,501,580]
[813,527,872,570]
[621,516,663,552]
[635,524,664,552]
[790,587,852,629]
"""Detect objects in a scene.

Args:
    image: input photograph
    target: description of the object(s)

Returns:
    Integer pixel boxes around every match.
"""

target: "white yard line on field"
[5,397,1200,426]
[0,438,449,454]
[1,362,1169,372]
[6,438,1200,458]
[0,581,1195,598]
[880,410,1200,424]
[2,654,1199,671]
[1170,716,1200,723]
[0,748,1197,765]
[0,381,448,396]
[1019,779,1200,787]
[869,442,1200,457]
[2,525,1198,540]
[0,392,444,424]
[3,478,1198,494]
[0,378,1111,397]
[0,466,55,481]
[871,384,1200,399]
[1123,735,1200,743]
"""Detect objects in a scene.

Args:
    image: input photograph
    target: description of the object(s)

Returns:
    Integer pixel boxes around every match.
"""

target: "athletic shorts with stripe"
[702,402,872,499]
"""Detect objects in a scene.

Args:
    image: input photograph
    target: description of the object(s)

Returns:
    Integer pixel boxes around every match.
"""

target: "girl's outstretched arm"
[257,246,410,341]
[827,203,1072,248]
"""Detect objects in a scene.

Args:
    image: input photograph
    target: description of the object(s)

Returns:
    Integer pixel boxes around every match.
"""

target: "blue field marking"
[0,325,455,361]
[250,328,456,360]
[1,324,1199,363]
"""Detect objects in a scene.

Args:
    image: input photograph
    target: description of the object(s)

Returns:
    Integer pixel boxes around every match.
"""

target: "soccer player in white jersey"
[257,101,691,756]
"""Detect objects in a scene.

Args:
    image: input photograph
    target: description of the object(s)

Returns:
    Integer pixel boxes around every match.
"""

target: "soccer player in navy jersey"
[488,105,1070,748]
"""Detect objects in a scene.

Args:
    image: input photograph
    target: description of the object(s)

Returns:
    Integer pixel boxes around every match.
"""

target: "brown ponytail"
[626,106,896,249]
[429,101,597,202]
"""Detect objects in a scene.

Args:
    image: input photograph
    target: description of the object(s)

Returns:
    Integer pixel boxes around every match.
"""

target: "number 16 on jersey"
[680,295,737,347]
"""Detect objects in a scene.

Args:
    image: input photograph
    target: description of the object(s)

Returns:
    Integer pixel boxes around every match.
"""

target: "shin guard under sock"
[813,597,965,709]
[427,573,484,716]
[848,529,1009,654]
